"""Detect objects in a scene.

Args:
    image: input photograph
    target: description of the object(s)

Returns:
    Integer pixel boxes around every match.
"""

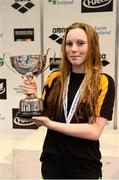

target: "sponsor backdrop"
[0,0,118,131]
[0,0,42,130]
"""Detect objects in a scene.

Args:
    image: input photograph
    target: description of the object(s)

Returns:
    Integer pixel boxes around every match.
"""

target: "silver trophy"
[3,49,56,118]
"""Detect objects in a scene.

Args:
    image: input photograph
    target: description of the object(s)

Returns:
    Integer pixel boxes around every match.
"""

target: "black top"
[40,70,115,177]
[68,72,85,113]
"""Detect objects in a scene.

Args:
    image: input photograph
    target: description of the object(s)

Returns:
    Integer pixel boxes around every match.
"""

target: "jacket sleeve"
[95,74,115,120]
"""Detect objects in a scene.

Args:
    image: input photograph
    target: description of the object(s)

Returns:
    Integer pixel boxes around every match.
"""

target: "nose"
[71,43,78,52]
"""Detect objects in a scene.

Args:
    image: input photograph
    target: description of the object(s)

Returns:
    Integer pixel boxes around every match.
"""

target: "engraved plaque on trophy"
[3,49,56,118]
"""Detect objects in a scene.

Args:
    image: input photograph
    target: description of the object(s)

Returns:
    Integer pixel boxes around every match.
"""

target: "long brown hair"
[47,22,102,122]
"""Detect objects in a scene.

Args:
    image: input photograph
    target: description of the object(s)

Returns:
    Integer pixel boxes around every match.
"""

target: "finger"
[33,119,42,126]
[32,116,45,120]
[24,80,31,85]
[32,118,43,127]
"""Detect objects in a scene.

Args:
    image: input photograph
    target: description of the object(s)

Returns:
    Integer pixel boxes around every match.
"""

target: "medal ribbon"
[63,73,85,124]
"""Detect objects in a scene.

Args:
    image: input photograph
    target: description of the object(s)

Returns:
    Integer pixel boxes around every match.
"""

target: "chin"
[71,62,82,66]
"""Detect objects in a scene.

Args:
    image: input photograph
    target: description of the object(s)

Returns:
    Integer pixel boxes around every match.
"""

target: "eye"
[66,41,73,46]
[77,40,85,46]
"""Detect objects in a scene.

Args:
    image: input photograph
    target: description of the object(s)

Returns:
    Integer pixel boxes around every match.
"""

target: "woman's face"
[65,28,88,73]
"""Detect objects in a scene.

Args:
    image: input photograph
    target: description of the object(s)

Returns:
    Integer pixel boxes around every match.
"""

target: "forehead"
[66,28,87,41]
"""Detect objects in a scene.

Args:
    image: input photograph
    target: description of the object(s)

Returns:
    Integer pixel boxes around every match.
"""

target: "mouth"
[70,56,81,58]
[70,55,79,57]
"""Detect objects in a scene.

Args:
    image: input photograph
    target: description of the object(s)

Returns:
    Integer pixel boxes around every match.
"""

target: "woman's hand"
[32,116,51,127]
[21,78,38,97]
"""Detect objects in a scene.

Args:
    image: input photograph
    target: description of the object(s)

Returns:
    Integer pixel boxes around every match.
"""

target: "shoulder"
[100,73,115,90]
[96,73,115,119]
[44,69,61,88]
[99,73,115,105]
[42,69,60,100]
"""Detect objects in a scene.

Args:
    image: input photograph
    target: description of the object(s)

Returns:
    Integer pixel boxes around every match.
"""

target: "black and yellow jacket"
[40,70,115,176]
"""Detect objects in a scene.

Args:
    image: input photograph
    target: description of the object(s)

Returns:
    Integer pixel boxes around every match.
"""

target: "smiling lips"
[70,55,81,58]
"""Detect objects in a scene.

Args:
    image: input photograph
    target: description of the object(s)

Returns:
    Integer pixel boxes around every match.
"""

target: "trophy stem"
[25,72,33,80]
[25,73,36,99]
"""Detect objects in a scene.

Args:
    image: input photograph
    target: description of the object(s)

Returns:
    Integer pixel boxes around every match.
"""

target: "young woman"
[22,22,115,179]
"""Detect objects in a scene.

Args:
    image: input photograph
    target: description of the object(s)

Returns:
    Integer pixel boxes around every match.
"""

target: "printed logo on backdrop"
[81,0,113,13]
[0,57,4,67]
[48,0,73,5]
[95,25,111,36]
[12,108,38,129]
[50,58,61,70]
[49,27,66,45]
[13,84,23,94]
[11,0,35,14]
[14,28,34,41]
[101,54,110,66]
[94,25,111,66]
[0,79,7,99]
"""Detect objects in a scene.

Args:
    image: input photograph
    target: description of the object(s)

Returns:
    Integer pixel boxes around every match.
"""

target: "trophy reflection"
[3,49,55,118]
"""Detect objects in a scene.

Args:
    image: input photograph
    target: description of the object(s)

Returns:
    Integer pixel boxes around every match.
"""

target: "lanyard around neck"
[63,73,85,124]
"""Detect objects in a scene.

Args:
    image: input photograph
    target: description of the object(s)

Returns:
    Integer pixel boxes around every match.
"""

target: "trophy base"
[16,110,45,118]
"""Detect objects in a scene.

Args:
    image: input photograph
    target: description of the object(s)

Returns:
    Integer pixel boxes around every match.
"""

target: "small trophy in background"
[3,49,56,118]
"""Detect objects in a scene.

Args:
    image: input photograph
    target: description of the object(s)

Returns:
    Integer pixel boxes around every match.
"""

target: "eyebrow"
[66,39,87,42]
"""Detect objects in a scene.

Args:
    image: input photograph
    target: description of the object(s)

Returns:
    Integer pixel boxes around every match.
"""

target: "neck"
[72,66,85,73]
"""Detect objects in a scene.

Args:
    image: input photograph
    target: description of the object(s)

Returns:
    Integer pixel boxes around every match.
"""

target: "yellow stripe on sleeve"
[95,74,109,116]
[41,71,60,101]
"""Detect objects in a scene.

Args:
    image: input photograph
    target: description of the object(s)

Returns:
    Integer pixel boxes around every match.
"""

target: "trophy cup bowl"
[3,49,56,119]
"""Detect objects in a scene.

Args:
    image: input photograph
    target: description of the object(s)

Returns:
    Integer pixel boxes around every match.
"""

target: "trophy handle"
[42,48,56,73]
[3,52,19,76]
